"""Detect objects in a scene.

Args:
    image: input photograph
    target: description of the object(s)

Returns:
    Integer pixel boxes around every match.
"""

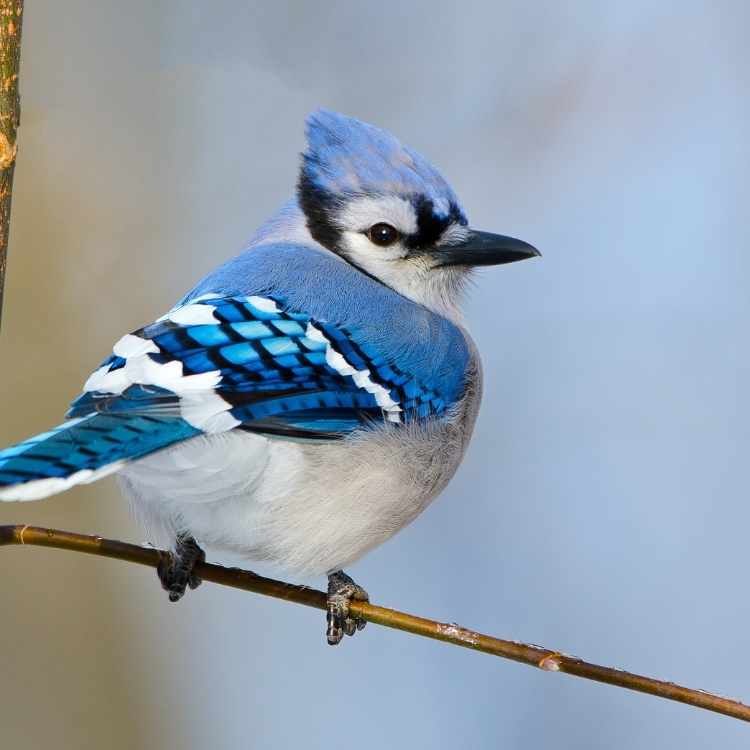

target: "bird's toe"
[326,571,369,646]
[156,536,205,603]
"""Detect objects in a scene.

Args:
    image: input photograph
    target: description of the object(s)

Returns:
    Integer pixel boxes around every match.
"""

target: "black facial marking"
[297,164,343,253]
[298,162,390,286]
[405,196,467,252]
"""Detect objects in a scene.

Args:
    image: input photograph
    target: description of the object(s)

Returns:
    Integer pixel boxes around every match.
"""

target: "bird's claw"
[157,536,205,602]
[326,571,368,646]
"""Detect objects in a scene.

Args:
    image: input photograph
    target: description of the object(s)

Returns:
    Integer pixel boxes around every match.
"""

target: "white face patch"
[336,194,417,273]
[336,194,418,237]
[333,223,470,324]
[328,194,471,322]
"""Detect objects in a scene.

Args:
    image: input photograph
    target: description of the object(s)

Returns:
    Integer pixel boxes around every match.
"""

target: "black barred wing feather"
[68,295,451,440]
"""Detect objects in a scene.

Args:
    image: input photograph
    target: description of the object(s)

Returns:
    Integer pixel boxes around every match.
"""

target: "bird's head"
[297,110,539,320]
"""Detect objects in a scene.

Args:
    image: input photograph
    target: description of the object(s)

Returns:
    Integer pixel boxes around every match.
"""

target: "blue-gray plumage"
[0,110,538,644]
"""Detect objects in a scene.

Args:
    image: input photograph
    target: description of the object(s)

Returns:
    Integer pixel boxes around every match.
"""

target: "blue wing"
[0,292,463,500]
[68,294,453,440]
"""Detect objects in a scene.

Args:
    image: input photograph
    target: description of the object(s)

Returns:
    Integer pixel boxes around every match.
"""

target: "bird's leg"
[157,534,205,603]
[326,570,369,646]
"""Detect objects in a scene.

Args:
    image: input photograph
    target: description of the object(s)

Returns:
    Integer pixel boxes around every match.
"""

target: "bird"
[0,111,538,645]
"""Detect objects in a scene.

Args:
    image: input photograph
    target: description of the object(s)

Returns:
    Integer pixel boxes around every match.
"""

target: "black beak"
[434,229,540,268]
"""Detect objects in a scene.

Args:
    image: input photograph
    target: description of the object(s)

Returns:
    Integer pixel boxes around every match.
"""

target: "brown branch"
[0,0,22,328]
[1,524,748,723]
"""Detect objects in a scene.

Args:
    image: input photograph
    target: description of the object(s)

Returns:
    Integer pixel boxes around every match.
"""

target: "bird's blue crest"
[302,110,464,218]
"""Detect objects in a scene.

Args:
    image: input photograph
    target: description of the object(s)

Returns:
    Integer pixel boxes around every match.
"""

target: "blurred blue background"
[1,1,748,747]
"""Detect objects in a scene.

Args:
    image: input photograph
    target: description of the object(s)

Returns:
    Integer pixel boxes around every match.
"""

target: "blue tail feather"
[0,413,200,501]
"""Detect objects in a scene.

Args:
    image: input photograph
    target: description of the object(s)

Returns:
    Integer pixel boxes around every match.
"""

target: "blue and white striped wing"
[68,294,452,440]
[0,293,455,501]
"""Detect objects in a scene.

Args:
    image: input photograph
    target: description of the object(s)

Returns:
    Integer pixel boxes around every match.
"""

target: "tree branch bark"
[0,0,22,328]
[1,525,748,723]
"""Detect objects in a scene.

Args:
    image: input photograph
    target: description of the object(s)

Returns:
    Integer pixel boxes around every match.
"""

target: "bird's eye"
[367,223,400,247]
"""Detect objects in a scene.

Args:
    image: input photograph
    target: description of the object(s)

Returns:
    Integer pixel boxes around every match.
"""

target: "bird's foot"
[326,571,369,646]
[157,535,205,602]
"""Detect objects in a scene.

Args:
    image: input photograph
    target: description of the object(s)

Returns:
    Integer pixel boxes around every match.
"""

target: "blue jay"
[0,111,538,644]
